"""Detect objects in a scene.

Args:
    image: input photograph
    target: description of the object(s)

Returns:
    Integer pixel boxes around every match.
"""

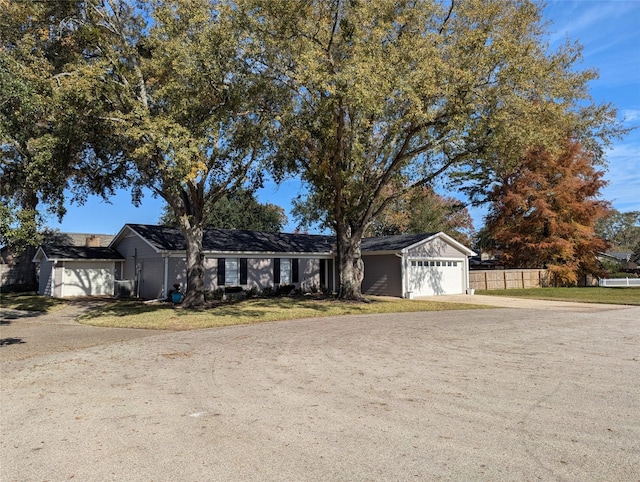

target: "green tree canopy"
[0,0,124,252]
[46,0,282,307]
[595,210,640,251]
[245,0,623,299]
[363,187,474,245]
[159,189,287,232]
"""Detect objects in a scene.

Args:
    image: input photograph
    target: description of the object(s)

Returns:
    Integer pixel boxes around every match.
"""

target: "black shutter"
[292,258,299,283]
[240,258,248,285]
[274,258,280,284]
[319,259,326,288]
[217,258,225,286]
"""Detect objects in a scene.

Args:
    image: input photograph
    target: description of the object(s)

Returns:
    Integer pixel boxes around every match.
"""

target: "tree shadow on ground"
[0,337,26,346]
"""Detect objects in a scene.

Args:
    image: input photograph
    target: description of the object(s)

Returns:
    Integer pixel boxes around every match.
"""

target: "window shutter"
[217,258,225,286]
[292,258,299,283]
[319,259,326,288]
[240,258,248,285]
[274,258,280,284]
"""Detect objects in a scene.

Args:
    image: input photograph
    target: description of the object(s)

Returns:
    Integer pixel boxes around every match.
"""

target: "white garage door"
[409,260,464,296]
[63,262,114,297]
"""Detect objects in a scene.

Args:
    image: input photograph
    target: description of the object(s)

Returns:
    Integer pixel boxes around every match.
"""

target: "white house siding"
[203,257,217,291]
[53,263,64,298]
[299,258,321,292]
[38,260,53,296]
[362,254,402,297]
[406,238,466,259]
[247,258,274,290]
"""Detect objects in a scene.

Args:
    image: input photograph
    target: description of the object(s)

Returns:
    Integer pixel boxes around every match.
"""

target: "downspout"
[162,251,170,300]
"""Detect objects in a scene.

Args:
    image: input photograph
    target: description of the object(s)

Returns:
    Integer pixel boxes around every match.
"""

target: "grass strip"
[477,287,640,305]
[78,296,489,330]
[1,292,69,313]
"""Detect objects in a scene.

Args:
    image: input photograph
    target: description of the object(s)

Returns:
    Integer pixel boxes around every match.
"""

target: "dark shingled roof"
[41,245,125,260]
[124,225,445,254]
[126,224,336,253]
[361,233,437,252]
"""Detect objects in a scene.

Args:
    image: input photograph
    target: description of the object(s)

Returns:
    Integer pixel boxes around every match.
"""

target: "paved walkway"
[0,301,159,361]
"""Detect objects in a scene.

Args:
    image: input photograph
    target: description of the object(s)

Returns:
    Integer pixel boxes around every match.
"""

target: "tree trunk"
[180,223,206,308]
[336,225,366,300]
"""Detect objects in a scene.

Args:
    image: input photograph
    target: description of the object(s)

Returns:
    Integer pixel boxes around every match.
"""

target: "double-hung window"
[217,258,248,286]
[274,258,299,284]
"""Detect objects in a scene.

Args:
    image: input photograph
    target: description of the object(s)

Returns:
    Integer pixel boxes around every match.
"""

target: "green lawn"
[477,287,640,305]
[1,291,69,312]
[77,296,489,330]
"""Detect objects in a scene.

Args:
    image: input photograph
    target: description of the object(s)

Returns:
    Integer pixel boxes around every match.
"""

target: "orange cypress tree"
[485,140,611,285]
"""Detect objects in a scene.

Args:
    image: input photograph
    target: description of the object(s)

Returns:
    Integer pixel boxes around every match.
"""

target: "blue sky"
[46,0,640,236]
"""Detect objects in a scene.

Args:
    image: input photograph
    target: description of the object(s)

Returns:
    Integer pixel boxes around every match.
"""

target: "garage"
[408,259,465,296]
[62,262,115,297]
[361,232,475,298]
[33,246,124,298]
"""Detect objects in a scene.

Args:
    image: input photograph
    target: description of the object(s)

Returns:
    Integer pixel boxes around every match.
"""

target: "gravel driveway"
[1,297,639,481]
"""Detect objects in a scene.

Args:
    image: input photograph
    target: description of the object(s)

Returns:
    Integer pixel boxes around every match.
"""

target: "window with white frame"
[280,258,291,284]
[225,258,239,285]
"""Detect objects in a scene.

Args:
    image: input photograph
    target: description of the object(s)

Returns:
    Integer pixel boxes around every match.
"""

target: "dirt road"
[1,298,638,481]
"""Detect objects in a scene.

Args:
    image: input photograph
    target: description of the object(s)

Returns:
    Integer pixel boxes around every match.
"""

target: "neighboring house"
[33,224,476,299]
[597,251,639,273]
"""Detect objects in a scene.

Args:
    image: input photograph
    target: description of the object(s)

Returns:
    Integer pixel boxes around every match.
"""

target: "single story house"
[33,224,475,299]
[597,251,639,273]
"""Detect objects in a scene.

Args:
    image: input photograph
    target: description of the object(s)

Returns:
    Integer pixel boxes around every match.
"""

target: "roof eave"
[402,232,477,257]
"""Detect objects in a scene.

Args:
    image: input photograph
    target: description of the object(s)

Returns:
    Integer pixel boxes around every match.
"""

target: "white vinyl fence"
[598,277,640,287]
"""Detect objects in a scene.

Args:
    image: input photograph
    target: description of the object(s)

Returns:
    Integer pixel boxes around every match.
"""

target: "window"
[217,258,248,286]
[280,258,291,284]
[225,259,239,285]
[274,258,299,284]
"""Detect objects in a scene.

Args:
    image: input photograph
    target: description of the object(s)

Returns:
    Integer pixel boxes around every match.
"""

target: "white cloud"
[621,109,640,124]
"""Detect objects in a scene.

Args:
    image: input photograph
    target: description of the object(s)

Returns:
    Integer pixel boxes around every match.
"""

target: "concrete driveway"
[1,297,639,481]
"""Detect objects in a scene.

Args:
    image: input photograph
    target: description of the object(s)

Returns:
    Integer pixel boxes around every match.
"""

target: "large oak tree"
[56,0,280,307]
[1,0,126,286]
[246,0,621,299]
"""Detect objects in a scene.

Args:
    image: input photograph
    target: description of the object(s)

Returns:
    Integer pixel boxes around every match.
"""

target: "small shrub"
[206,288,225,301]
[261,286,275,297]
[244,286,259,299]
[276,284,295,296]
